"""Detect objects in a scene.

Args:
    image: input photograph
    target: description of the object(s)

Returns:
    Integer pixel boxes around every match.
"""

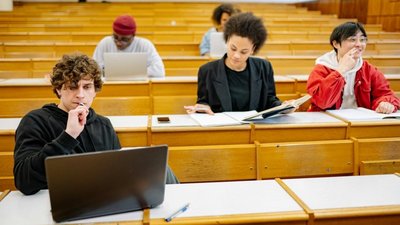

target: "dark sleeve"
[263,60,281,109]
[13,114,79,195]
[368,63,400,110]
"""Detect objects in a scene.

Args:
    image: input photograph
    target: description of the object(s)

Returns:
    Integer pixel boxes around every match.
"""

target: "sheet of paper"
[189,113,241,127]
[327,108,400,121]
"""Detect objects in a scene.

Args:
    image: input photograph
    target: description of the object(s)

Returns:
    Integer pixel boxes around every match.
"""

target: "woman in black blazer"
[185,12,296,115]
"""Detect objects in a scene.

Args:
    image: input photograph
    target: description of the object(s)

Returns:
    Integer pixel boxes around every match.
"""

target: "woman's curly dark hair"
[223,12,267,54]
[51,53,103,98]
[211,3,238,25]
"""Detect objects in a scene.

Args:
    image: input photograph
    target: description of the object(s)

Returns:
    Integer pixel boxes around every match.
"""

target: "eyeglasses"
[112,34,133,44]
[345,36,368,44]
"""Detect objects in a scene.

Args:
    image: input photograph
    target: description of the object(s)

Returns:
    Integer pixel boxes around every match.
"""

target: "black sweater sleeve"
[13,114,79,195]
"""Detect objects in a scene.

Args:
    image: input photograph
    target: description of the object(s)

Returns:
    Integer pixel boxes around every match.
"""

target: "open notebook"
[327,107,400,121]
[190,95,311,127]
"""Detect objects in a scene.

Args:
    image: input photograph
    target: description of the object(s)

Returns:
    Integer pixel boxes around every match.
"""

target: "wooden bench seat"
[1,31,399,43]
[1,55,399,78]
[0,40,399,59]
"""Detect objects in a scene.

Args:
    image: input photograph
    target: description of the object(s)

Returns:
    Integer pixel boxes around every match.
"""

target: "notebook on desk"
[45,145,168,222]
[210,32,227,58]
[103,52,148,81]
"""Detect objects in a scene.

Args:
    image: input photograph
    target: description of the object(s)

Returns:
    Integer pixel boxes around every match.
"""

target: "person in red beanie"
[93,15,165,77]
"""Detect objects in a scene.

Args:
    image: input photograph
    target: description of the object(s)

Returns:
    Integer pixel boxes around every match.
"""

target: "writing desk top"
[283,174,400,210]
[253,112,346,126]
[0,180,303,225]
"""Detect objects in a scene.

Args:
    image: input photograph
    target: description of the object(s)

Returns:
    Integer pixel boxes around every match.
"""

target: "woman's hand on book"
[184,104,214,115]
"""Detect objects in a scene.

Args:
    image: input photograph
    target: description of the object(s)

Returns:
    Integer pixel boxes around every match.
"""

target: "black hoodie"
[13,103,121,195]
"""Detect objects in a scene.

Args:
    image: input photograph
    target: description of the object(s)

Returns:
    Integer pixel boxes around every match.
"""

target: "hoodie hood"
[315,50,363,109]
[42,103,97,124]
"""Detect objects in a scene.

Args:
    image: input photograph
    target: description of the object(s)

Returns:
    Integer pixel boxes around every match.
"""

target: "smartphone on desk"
[157,116,170,123]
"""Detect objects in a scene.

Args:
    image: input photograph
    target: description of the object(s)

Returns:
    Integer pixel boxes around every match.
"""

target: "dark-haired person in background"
[307,22,399,113]
[186,13,297,115]
[199,3,240,56]
[14,53,178,195]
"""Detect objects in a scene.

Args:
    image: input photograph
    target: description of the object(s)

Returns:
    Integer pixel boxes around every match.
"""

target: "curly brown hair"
[51,53,103,98]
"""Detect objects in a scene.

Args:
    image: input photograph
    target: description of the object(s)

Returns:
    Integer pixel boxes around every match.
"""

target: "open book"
[189,94,311,127]
[327,107,400,121]
[242,94,311,121]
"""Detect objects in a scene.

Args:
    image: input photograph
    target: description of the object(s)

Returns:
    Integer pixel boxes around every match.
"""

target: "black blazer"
[196,55,281,112]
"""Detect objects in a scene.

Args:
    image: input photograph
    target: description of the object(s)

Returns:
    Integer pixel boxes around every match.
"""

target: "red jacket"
[307,61,400,111]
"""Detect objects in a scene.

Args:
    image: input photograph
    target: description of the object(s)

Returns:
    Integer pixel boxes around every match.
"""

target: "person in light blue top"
[199,3,240,56]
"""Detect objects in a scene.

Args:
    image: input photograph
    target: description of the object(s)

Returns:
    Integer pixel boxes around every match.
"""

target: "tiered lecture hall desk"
[0,76,298,117]
[1,111,348,190]
[1,55,400,78]
[326,109,400,176]
[0,174,399,225]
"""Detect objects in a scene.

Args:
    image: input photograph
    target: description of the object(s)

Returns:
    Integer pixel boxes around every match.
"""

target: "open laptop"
[103,52,148,81]
[210,32,227,58]
[45,145,168,223]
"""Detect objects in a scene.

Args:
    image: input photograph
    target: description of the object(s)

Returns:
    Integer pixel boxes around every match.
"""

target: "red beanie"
[113,15,136,35]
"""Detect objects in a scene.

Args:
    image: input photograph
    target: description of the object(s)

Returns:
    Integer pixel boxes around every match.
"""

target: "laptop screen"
[210,32,227,58]
[103,52,148,81]
[45,145,168,222]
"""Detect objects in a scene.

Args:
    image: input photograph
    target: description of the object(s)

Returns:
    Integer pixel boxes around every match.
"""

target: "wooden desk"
[282,174,400,224]
[108,116,148,147]
[0,180,307,225]
[0,118,20,191]
[2,175,399,225]
[0,76,297,117]
[150,115,253,146]
[253,112,352,179]
[326,109,400,175]
[253,112,348,142]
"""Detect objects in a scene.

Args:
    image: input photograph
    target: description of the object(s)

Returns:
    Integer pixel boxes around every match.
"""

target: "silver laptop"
[210,32,227,58]
[45,145,168,222]
[103,52,148,81]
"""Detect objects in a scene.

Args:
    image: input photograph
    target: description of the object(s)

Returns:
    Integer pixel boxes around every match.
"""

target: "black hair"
[212,3,237,25]
[330,22,367,53]
[223,12,267,54]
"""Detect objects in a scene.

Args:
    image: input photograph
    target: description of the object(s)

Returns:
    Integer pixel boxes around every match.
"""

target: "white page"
[328,108,400,121]
[189,113,241,127]
[152,115,199,127]
[223,110,259,122]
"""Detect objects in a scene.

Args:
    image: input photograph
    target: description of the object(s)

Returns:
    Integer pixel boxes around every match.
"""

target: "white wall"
[0,0,13,11]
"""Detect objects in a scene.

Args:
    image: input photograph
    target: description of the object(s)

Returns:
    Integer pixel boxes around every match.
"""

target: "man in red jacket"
[307,22,399,113]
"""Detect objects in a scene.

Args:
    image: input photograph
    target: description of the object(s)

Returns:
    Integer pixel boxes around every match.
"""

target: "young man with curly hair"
[13,53,178,195]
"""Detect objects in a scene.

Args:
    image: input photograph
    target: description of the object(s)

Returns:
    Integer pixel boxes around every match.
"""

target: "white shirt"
[93,36,165,77]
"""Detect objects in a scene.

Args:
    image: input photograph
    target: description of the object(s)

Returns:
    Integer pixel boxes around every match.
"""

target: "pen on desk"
[164,203,190,222]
